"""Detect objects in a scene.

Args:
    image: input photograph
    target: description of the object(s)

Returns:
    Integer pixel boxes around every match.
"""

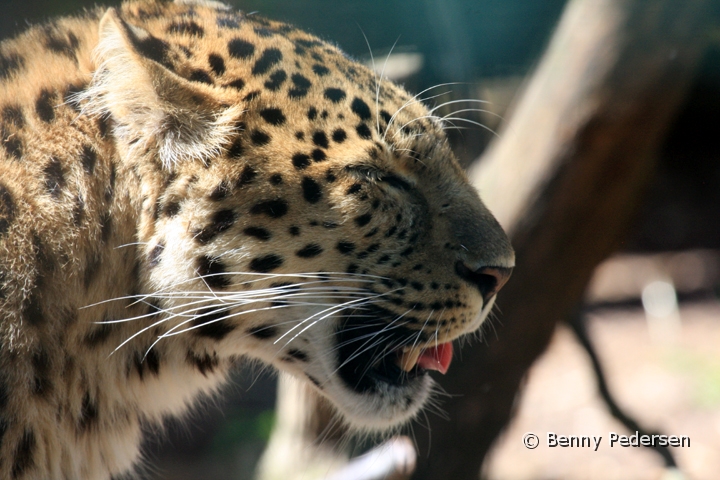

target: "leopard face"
[79,0,514,431]
[0,5,513,470]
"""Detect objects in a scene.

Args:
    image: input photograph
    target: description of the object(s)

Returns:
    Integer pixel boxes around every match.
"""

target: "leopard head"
[80,0,514,432]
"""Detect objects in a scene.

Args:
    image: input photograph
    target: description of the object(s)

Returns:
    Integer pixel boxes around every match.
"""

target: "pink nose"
[455,262,513,303]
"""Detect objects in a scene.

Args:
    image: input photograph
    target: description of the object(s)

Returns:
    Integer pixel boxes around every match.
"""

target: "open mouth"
[336,306,453,394]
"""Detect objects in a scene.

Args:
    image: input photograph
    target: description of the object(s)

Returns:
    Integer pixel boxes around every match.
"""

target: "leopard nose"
[455,261,513,304]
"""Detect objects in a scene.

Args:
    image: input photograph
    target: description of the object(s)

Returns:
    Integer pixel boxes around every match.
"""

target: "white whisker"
[376,36,401,135]
[440,108,499,121]
[276,295,384,348]
[440,116,500,137]
[428,98,490,115]
[382,87,455,141]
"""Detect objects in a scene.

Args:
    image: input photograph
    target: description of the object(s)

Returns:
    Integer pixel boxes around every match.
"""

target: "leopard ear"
[79,8,240,168]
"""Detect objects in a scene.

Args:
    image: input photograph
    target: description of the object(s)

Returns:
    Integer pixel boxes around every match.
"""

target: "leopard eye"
[380,174,412,191]
[345,165,412,191]
[345,164,382,182]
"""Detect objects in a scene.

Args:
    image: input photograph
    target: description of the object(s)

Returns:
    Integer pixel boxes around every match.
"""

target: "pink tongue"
[416,342,453,374]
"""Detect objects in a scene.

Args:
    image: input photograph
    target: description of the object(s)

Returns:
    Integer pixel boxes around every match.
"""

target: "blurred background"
[3,1,720,479]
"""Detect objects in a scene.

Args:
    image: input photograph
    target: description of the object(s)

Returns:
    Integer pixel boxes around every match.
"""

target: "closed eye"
[345,165,413,191]
[380,174,411,191]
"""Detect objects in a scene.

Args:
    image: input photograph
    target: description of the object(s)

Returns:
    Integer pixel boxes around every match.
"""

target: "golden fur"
[0,1,513,477]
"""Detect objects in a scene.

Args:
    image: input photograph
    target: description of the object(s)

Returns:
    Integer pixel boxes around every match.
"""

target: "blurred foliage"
[1,0,566,81]
[211,408,276,455]
[227,0,566,80]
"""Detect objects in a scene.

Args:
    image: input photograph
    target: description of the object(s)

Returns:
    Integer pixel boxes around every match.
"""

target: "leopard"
[0,0,514,477]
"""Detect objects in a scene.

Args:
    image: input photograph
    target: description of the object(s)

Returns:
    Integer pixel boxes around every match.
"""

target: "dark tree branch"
[260,1,712,478]
[412,0,712,478]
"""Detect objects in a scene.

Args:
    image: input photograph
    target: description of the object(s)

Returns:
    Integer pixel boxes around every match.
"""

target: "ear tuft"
[75,8,241,168]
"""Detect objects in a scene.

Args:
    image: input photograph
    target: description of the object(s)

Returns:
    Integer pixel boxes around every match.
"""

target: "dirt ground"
[483,301,720,480]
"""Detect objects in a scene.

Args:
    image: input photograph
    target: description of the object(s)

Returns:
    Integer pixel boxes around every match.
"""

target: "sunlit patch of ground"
[484,301,720,480]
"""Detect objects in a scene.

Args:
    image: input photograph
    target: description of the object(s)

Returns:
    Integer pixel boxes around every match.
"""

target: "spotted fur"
[0,0,513,478]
